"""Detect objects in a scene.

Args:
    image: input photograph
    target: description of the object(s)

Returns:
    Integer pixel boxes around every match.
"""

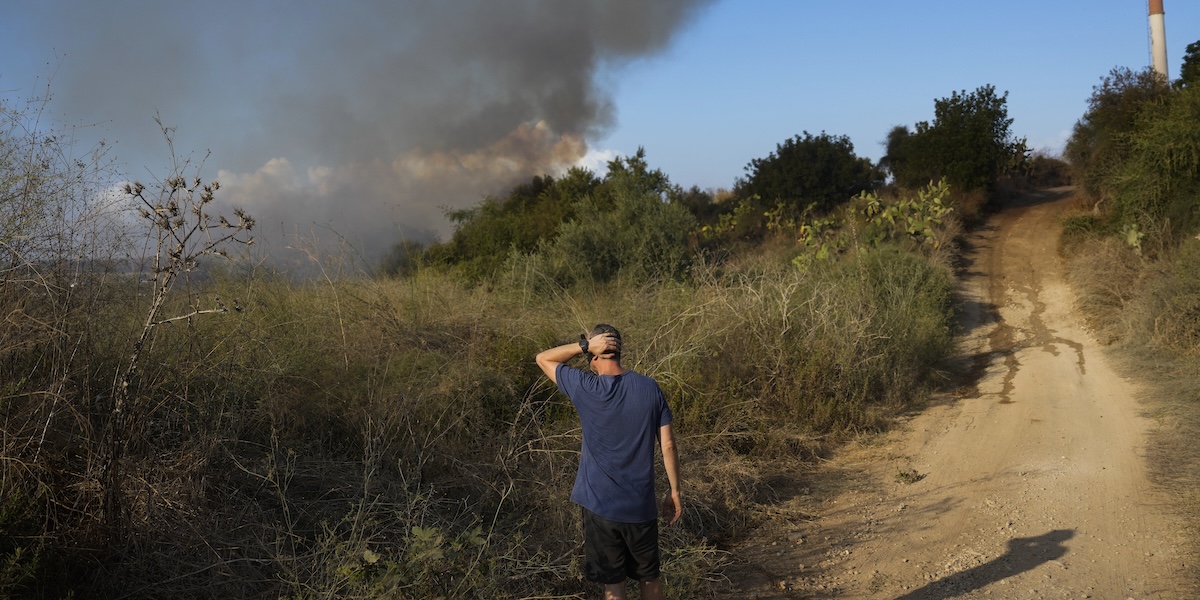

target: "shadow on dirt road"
[894,529,1074,599]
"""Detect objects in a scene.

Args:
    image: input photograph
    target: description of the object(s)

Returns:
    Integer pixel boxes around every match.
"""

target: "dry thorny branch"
[103,119,255,538]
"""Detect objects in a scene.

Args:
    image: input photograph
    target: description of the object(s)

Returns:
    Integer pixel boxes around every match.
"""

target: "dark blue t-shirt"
[556,364,673,523]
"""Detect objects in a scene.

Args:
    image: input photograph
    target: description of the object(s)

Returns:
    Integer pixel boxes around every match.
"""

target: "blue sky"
[2,1,1197,255]
[597,0,1200,191]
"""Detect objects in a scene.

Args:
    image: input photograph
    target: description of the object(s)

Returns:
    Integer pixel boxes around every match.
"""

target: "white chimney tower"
[1149,0,1168,81]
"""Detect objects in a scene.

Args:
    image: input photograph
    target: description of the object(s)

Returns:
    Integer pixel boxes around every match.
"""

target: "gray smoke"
[12,0,714,262]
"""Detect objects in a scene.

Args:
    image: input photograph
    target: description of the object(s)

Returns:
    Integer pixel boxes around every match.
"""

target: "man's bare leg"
[603,582,627,599]
[640,577,664,600]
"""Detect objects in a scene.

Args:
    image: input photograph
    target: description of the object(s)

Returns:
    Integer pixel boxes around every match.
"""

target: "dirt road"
[719,189,1192,598]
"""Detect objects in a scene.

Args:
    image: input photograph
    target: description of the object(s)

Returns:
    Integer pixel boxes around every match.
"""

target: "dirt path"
[717,189,1193,598]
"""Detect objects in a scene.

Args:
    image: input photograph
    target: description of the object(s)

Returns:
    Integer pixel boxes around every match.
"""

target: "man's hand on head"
[587,333,620,359]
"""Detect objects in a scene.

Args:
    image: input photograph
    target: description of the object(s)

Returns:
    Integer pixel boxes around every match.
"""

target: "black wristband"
[578,336,589,354]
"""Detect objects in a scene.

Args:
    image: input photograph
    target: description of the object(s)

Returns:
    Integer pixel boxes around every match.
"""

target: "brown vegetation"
[0,75,1065,598]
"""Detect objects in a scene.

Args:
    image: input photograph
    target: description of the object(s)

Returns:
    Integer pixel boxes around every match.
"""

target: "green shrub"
[856,181,955,251]
[423,150,695,284]
[1065,67,1168,203]
[0,488,44,599]
[733,131,881,230]
[1109,85,1200,252]
[540,173,696,285]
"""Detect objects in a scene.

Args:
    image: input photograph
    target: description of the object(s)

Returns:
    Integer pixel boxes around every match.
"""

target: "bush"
[1059,212,1118,256]
[1065,236,1145,344]
[885,85,1026,193]
[540,172,696,285]
[427,171,595,280]
[1064,67,1168,202]
[733,131,880,224]
[423,149,695,284]
[1109,85,1200,251]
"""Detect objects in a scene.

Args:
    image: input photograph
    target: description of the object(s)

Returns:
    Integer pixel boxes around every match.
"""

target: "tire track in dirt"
[716,189,1192,598]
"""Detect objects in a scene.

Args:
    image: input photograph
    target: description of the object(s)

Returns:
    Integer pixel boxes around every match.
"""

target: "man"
[535,324,682,600]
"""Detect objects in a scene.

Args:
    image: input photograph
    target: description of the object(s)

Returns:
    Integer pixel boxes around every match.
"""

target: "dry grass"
[1064,237,1143,344]
[0,114,960,596]
[0,234,960,598]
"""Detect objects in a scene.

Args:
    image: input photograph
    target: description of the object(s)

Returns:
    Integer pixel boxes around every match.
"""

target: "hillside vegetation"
[1061,50,1200,569]
[3,81,1063,598]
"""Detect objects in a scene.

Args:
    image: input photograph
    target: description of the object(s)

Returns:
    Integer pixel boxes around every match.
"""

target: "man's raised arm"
[535,342,580,384]
[535,333,619,384]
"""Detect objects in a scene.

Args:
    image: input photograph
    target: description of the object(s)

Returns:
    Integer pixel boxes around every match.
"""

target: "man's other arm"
[659,423,682,525]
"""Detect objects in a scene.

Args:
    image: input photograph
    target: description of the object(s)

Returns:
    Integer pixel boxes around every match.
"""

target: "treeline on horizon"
[379,83,1059,282]
[1,40,1198,598]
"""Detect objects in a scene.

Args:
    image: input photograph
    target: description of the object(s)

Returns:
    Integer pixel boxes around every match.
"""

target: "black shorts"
[581,507,661,584]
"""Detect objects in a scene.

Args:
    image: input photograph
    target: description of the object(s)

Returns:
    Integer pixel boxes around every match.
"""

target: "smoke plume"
[14,0,714,262]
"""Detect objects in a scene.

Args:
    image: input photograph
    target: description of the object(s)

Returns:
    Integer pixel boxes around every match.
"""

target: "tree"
[880,125,914,185]
[599,147,672,200]
[423,148,696,283]
[423,168,599,279]
[886,85,1026,192]
[1179,39,1200,89]
[733,131,879,231]
[1064,67,1168,200]
[668,185,722,225]
[1109,83,1200,246]
[542,166,696,284]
